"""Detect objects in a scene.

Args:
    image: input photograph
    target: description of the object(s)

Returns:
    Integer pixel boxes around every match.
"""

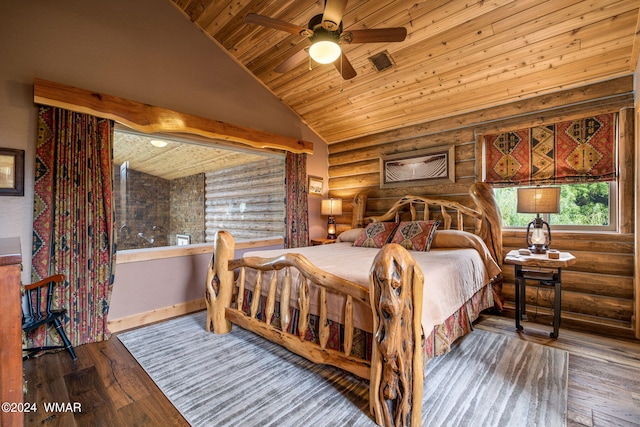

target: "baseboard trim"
[108,298,206,333]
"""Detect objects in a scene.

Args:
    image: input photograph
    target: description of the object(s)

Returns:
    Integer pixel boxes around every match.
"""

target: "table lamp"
[517,187,560,254]
[321,198,342,239]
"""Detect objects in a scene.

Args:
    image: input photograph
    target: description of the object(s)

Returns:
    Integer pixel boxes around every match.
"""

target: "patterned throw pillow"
[353,222,398,248]
[390,220,440,251]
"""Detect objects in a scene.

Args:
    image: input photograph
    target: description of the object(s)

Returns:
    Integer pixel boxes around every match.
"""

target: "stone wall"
[170,173,205,245]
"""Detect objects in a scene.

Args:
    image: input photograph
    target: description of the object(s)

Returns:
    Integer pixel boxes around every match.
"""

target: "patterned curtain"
[484,114,616,186]
[30,105,116,349]
[284,152,309,248]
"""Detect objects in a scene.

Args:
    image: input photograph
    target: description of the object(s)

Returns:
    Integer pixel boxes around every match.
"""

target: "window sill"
[115,237,284,264]
[502,229,632,241]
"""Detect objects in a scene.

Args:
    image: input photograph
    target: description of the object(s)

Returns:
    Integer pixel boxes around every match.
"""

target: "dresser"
[0,237,23,427]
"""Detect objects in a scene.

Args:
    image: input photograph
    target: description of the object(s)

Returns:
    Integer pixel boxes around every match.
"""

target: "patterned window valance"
[484,113,616,186]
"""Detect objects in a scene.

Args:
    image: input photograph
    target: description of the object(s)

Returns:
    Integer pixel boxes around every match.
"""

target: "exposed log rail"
[33,78,314,154]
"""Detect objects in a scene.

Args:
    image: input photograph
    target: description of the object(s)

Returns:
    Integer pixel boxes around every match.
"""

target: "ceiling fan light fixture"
[150,139,168,148]
[309,40,341,64]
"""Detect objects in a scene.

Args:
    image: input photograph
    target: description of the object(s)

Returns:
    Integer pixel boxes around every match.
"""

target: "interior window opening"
[113,128,285,251]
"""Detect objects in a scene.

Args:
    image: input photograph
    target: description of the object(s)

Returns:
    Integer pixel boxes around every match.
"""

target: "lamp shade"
[321,198,343,216]
[517,187,561,214]
[309,40,341,64]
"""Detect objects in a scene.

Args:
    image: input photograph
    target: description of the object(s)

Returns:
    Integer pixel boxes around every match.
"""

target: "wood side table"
[310,238,336,246]
[504,249,576,338]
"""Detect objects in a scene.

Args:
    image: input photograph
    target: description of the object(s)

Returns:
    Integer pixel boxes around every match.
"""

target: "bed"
[204,182,503,427]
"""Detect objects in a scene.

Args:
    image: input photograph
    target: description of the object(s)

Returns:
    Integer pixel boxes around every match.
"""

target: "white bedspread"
[241,231,500,334]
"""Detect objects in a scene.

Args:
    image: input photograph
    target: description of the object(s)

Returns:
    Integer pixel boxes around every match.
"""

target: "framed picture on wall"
[0,148,25,196]
[380,146,455,189]
[308,175,323,196]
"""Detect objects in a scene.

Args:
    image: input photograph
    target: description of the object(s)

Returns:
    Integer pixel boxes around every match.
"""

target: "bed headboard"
[351,182,503,267]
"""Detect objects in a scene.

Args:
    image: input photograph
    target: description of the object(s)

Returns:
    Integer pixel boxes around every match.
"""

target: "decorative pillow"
[336,228,364,243]
[390,220,440,251]
[353,222,398,248]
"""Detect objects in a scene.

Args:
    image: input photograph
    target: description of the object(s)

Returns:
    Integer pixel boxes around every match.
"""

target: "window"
[494,182,616,231]
[113,129,284,250]
[484,113,618,232]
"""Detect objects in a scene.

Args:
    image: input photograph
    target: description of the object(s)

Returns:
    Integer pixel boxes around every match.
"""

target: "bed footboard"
[206,231,425,427]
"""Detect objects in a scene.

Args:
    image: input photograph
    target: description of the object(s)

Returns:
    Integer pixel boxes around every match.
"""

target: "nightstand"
[310,238,336,246]
[504,249,576,338]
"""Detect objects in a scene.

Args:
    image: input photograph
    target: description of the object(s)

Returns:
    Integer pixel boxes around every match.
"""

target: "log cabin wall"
[205,157,285,241]
[328,76,636,339]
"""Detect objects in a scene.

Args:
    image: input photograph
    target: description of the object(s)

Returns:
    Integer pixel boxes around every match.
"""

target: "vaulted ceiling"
[169,0,640,145]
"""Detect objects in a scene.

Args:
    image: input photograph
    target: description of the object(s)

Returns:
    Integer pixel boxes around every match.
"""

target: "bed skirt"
[238,283,494,368]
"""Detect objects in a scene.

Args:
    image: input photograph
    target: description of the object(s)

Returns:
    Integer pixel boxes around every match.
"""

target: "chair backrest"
[21,273,77,361]
[23,273,65,322]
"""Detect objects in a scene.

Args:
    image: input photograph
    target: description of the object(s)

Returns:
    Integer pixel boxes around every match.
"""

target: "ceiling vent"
[368,51,395,72]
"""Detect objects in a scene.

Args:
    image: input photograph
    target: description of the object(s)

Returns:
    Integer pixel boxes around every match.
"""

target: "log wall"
[205,157,285,241]
[327,76,637,339]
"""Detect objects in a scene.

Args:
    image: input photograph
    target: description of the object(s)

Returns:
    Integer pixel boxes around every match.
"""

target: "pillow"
[389,220,439,251]
[431,229,501,279]
[353,222,398,248]
[336,228,364,243]
[431,229,484,249]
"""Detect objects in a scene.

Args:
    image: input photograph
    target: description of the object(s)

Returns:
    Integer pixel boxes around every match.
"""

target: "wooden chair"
[22,274,77,361]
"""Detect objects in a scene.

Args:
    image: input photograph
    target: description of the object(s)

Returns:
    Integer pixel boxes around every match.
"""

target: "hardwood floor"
[475,314,640,427]
[22,313,640,427]
[23,330,188,427]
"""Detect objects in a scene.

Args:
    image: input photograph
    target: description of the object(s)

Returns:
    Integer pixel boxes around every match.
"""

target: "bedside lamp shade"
[517,187,561,214]
[517,187,560,254]
[321,198,342,239]
[321,198,343,216]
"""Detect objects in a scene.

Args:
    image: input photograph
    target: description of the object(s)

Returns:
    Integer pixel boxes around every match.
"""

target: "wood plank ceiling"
[169,0,640,145]
[114,131,270,180]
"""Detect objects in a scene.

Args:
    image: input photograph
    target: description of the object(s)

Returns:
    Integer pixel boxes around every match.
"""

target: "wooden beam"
[33,78,313,155]
[619,107,635,234]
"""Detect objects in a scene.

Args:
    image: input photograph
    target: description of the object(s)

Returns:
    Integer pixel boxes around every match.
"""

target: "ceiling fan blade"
[344,27,408,43]
[322,0,348,31]
[334,52,357,80]
[245,13,313,37]
[274,47,310,74]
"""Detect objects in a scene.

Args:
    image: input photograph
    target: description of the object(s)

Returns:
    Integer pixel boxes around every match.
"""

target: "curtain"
[284,152,309,248]
[30,105,116,349]
[484,113,616,186]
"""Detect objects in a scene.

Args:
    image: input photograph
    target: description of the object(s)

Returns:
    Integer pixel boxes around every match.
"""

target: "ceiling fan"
[245,0,407,80]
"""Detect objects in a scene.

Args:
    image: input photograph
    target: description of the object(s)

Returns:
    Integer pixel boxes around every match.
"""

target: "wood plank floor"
[23,313,640,426]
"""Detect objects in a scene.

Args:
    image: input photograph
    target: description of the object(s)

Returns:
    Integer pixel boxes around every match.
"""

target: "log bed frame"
[205,182,502,427]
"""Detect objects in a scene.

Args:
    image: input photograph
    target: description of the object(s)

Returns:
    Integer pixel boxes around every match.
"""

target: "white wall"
[0,0,329,321]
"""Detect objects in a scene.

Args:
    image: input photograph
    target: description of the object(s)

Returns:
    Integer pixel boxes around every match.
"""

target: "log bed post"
[469,182,503,268]
[352,193,368,228]
[205,230,235,334]
[369,243,424,427]
[469,182,504,310]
